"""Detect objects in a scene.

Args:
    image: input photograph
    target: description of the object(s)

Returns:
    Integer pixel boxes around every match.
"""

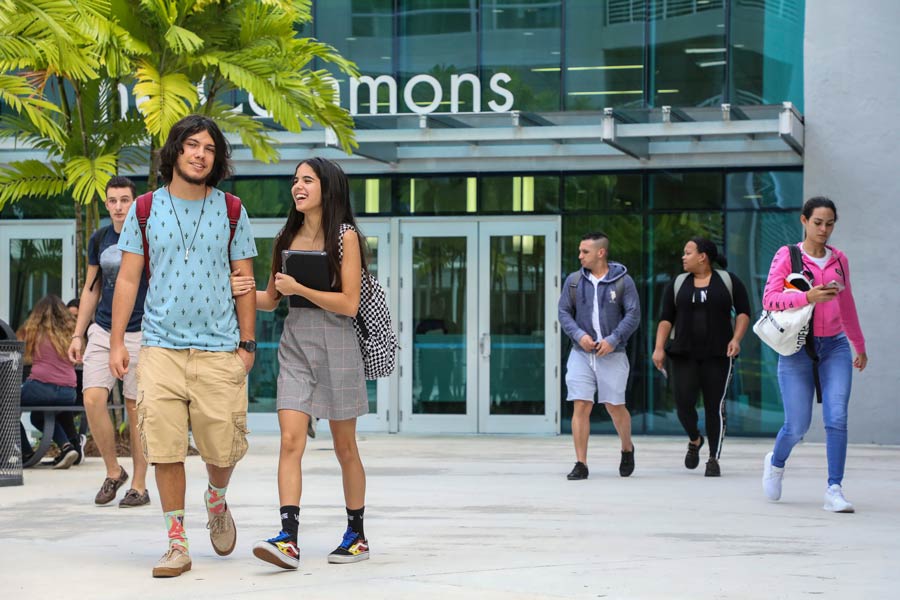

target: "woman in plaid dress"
[232,158,370,569]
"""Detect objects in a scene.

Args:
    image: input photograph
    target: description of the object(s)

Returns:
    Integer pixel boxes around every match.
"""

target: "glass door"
[399,221,477,432]
[0,221,76,330]
[398,218,560,433]
[478,220,559,433]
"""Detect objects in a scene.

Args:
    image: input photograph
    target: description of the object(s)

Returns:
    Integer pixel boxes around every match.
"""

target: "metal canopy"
[0,103,804,177]
[227,102,803,176]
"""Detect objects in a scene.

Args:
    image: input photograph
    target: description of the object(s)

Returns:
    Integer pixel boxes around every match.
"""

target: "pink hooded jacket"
[762,243,865,355]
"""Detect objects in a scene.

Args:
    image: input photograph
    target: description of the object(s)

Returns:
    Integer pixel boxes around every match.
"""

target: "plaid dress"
[276,307,368,420]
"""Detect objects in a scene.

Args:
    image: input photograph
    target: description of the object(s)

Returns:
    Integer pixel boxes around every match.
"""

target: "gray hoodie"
[557,262,641,353]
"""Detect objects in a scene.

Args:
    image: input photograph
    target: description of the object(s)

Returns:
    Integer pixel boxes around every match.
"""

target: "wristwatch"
[238,340,257,353]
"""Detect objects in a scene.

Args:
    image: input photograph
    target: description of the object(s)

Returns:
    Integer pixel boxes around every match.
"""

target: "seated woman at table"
[18,295,82,468]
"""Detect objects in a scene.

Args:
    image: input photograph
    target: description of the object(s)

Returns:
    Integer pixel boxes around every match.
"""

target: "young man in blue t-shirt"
[69,176,150,506]
[110,115,258,578]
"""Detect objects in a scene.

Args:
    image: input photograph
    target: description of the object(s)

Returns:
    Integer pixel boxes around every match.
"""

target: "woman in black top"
[652,238,751,476]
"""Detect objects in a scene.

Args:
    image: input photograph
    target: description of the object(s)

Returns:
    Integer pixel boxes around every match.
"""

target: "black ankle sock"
[280,505,300,540]
[347,506,365,539]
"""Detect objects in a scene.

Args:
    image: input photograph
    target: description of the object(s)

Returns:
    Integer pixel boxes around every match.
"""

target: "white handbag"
[753,245,814,356]
[753,292,813,356]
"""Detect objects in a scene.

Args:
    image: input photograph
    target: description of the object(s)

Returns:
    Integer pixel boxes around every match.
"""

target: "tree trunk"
[74,200,84,292]
[148,138,159,191]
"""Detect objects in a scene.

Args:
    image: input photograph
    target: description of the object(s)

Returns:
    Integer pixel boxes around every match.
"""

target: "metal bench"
[20,401,125,468]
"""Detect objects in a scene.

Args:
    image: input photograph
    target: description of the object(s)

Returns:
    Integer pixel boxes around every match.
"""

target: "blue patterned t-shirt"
[118,187,257,350]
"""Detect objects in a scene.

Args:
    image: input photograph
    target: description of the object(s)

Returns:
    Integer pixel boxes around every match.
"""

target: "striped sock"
[205,483,228,515]
[164,509,188,552]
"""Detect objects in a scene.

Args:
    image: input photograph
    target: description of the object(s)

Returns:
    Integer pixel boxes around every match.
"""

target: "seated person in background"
[18,295,82,468]
[66,298,80,318]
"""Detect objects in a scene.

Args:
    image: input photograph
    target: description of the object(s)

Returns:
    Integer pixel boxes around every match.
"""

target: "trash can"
[0,318,24,487]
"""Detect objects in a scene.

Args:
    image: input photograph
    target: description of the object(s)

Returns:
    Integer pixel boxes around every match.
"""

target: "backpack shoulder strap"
[224,192,242,260]
[672,272,690,306]
[135,191,154,280]
[714,269,733,305]
[567,270,583,305]
[615,277,625,314]
[788,244,803,273]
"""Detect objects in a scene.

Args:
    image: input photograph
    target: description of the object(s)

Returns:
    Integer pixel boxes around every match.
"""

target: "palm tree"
[115,0,359,188]
[0,0,146,287]
[0,0,359,287]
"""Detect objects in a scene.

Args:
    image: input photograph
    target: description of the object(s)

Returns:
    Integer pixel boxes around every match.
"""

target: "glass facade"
[309,0,803,114]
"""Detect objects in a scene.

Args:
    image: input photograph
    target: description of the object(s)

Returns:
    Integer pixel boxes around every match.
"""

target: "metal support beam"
[779,102,804,156]
[601,108,648,160]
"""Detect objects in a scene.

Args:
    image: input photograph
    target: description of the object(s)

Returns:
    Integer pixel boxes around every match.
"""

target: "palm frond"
[164,25,205,55]
[133,60,198,142]
[0,159,68,210]
[0,73,66,146]
[201,101,280,164]
[64,154,120,205]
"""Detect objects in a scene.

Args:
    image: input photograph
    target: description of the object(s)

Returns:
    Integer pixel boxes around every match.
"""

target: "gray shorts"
[565,349,629,405]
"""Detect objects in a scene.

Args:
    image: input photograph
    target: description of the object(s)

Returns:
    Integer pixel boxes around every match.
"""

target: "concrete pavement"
[1,434,897,599]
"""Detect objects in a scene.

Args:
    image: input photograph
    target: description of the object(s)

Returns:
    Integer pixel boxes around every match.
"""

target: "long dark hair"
[690,236,728,269]
[158,114,233,187]
[270,158,367,290]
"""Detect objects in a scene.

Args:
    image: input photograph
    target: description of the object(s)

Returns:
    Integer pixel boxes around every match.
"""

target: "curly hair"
[19,295,74,363]
[158,114,232,187]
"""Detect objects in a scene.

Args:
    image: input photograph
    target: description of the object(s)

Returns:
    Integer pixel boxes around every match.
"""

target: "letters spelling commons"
[120,73,516,118]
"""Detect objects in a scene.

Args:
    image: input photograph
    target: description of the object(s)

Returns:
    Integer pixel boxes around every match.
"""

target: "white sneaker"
[762,451,784,501]
[823,484,855,513]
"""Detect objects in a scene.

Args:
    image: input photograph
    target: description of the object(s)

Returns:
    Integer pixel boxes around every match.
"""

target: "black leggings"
[670,355,733,460]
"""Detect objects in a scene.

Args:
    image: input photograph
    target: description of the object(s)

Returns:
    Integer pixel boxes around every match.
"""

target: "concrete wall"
[804,1,900,443]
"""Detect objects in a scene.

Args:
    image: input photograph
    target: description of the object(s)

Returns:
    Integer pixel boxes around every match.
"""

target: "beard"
[174,161,209,186]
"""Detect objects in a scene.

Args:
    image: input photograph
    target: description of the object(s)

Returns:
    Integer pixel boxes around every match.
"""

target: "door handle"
[479,333,491,358]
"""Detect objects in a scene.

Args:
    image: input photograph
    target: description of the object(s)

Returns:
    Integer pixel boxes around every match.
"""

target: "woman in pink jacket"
[761,197,867,512]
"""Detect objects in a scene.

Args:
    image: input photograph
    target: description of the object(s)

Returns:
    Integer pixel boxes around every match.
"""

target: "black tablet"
[281,250,332,308]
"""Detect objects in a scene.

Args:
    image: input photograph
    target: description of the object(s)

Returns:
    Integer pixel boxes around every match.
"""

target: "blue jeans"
[20,379,77,450]
[772,334,852,486]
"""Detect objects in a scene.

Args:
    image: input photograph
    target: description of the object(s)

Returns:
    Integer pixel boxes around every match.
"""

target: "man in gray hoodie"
[558,231,641,480]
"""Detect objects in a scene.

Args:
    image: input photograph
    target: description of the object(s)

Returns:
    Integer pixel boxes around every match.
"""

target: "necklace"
[167,186,209,262]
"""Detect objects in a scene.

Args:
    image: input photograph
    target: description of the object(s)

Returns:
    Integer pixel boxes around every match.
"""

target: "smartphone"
[824,280,845,292]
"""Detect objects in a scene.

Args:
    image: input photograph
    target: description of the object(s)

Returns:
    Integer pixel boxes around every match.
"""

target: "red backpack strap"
[135,192,154,280]
[224,192,242,264]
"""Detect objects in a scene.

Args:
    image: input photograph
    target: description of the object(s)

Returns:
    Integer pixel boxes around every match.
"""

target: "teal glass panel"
[398,1,477,114]
[648,0,726,107]
[488,234,546,415]
[1,196,77,220]
[398,176,472,214]
[726,171,803,210]
[246,236,285,412]
[481,0,561,112]
[565,0,645,110]
[564,173,642,211]
[480,176,559,213]
[223,177,293,219]
[726,210,799,435]
[316,0,394,114]
[412,236,467,414]
[349,177,392,214]
[650,171,724,210]
[730,0,804,110]
[8,239,63,331]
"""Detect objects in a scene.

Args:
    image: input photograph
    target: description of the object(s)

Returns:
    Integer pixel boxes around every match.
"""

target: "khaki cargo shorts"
[136,346,250,468]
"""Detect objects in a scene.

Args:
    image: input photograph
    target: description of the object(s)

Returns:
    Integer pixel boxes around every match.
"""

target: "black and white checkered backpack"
[339,224,399,379]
